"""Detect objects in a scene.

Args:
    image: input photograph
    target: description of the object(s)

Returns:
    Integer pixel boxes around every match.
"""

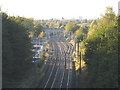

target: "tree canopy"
[2,12,34,85]
[78,7,118,88]
[65,22,79,33]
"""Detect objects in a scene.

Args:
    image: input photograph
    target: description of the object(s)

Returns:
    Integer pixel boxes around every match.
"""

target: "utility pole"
[76,43,79,57]
[77,42,81,73]
[65,52,66,69]
[79,42,81,73]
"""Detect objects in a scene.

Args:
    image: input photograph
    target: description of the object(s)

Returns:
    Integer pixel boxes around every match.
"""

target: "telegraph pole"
[79,42,81,73]
[65,52,66,69]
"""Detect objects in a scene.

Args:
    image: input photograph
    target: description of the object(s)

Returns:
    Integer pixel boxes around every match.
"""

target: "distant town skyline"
[1,0,119,20]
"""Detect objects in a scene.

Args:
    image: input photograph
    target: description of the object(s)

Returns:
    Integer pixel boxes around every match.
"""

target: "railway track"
[37,32,75,89]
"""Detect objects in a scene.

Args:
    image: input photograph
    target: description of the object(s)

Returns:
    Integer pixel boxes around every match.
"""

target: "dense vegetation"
[35,18,92,29]
[34,21,44,37]
[63,7,119,88]
[77,7,118,88]
[2,12,43,87]
[2,12,33,81]
[65,22,79,33]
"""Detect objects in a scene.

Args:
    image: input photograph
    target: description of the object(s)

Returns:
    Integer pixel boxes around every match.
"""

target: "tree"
[65,22,79,33]
[34,21,43,37]
[8,16,35,38]
[87,20,98,38]
[75,27,85,42]
[38,31,44,38]
[79,7,118,88]
[2,12,34,86]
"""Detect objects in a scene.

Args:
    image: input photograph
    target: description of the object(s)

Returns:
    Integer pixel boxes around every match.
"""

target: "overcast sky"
[0,0,119,20]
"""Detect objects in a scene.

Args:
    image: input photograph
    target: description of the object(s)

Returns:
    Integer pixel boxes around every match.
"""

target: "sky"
[0,0,119,20]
